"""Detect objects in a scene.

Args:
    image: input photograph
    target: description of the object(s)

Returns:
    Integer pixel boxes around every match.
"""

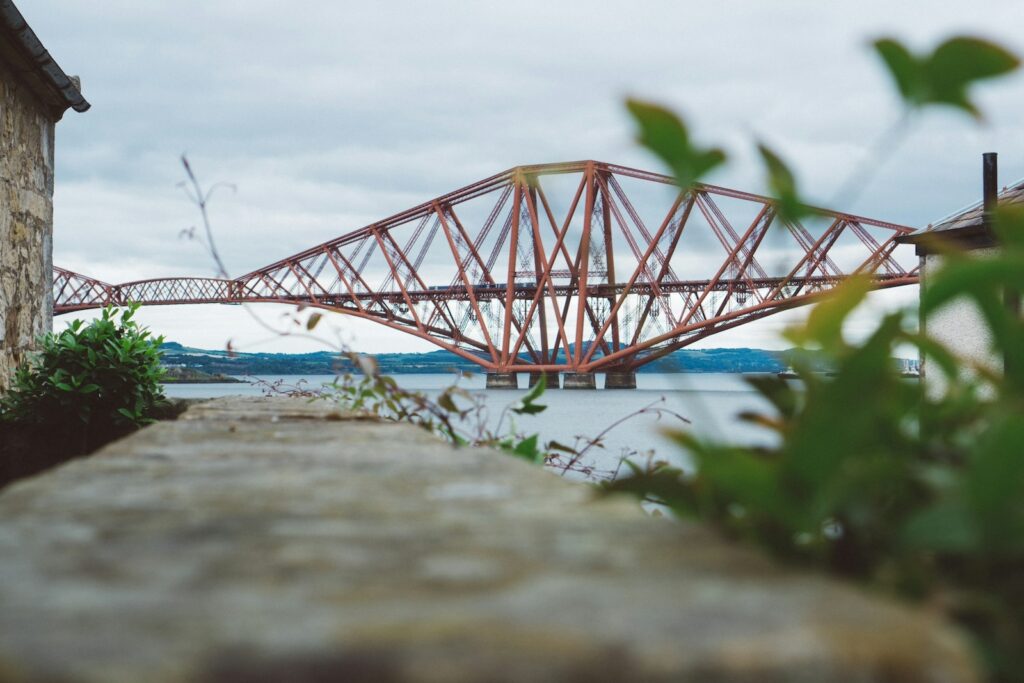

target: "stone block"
[604,371,637,389]
[527,371,559,389]
[485,372,519,389]
[562,372,597,389]
[0,398,980,681]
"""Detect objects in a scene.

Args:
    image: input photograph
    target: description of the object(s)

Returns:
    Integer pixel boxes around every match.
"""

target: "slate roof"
[931,181,1024,234]
[899,178,1024,253]
[0,0,89,119]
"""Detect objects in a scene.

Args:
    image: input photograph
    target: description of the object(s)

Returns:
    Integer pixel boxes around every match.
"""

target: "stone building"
[899,154,1023,390]
[0,1,89,389]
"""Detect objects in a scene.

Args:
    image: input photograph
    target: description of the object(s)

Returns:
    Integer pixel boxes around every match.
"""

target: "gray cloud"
[19,0,1024,352]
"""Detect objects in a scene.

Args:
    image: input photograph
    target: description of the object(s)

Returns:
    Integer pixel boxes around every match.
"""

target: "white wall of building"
[921,249,1001,395]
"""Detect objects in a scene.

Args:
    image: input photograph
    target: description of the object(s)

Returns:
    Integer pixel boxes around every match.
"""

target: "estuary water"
[164,373,776,478]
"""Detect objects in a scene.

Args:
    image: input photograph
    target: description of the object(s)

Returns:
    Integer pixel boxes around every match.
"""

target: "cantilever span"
[54,160,919,374]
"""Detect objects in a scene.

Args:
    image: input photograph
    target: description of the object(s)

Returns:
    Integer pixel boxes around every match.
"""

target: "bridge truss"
[54,161,919,373]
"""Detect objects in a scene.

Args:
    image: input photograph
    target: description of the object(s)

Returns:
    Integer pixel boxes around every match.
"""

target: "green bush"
[320,360,554,465]
[1,305,167,451]
[609,212,1024,679]
[612,34,1024,681]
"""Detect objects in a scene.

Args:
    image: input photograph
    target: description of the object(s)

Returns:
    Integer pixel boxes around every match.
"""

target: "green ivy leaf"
[511,374,547,415]
[436,392,459,413]
[873,39,920,103]
[744,374,799,420]
[626,99,726,190]
[510,434,542,464]
[901,500,978,552]
[922,254,1024,317]
[994,204,1024,251]
[786,274,872,349]
[927,38,1021,117]
[965,415,1024,540]
[512,402,546,416]
[603,466,699,515]
[873,36,1020,119]
[757,143,810,223]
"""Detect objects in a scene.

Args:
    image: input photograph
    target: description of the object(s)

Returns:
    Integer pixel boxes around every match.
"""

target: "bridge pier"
[528,371,560,389]
[562,372,596,390]
[485,372,519,390]
[604,371,637,389]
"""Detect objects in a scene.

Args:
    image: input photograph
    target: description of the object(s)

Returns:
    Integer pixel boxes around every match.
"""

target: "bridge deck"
[53,161,920,373]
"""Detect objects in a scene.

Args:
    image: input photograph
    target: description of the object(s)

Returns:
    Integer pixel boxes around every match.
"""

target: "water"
[163,373,777,478]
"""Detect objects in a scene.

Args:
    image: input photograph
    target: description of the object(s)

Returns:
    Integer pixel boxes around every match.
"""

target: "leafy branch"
[616,32,1024,681]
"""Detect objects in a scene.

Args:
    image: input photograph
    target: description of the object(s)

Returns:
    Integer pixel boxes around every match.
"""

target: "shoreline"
[162,378,246,385]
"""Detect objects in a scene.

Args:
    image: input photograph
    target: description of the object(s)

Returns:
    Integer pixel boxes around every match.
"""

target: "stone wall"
[0,398,980,681]
[0,57,56,391]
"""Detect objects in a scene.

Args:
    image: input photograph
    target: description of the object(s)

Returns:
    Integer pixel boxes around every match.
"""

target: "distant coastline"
[161,366,244,384]
[159,342,918,379]
[159,341,793,376]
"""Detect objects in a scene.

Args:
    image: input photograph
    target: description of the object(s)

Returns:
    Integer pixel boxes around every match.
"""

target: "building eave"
[0,0,89,120]
[897,178,1024,257]
[896,224,997,257]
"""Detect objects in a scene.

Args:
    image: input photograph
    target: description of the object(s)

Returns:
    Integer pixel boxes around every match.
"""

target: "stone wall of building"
[0,57,56,391]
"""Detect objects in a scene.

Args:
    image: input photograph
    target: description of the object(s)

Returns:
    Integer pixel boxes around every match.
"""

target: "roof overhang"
[896,179,1024,256]
[896,224,996,256]
[0,0,89,120]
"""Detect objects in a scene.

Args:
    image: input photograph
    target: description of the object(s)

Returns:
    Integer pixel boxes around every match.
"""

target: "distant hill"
[159,341,789,376]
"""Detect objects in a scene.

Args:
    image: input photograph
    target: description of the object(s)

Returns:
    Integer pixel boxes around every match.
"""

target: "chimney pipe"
[983,152,998,234]
[985,151,1021,375]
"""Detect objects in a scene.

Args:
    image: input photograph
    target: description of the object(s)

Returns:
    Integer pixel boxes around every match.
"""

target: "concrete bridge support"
[528,371,560,389]
[604,371,637,389]
[562,372,597,390]
[485,372,519,390]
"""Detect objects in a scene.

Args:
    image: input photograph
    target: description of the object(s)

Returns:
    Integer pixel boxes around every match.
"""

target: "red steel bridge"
[53,161,919,385]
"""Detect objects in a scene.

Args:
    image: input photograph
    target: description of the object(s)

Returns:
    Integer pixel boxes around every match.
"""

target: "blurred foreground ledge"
[0,397,978,682]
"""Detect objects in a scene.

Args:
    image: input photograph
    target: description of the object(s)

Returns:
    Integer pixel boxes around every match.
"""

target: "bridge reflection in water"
[53,161,919,386]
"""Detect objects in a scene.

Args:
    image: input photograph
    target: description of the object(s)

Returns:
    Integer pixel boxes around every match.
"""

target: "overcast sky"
[24,0,1024,354]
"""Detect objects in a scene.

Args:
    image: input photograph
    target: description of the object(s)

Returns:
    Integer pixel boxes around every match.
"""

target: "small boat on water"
[776,369,836,379]
[777,367,920,380]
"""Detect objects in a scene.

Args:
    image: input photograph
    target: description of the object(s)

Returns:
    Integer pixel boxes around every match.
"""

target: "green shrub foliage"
[617,35,1023,680]
[322,362,557,466]
[610,214,1024,679]
[1,305,167,448]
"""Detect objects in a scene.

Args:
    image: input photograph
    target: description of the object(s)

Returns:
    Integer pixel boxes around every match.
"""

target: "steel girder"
[54,160,920,372]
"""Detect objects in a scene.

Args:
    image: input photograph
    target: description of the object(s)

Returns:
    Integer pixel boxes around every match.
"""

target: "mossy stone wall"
[0,57,56,390]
